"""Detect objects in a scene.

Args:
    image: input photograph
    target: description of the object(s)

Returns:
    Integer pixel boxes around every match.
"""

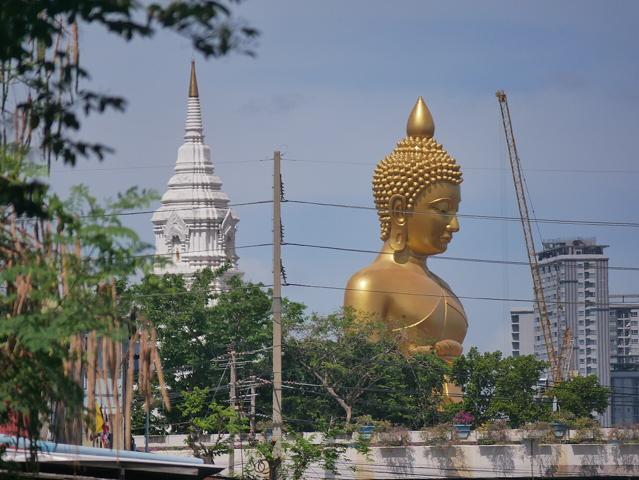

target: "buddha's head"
[373,97,463,257]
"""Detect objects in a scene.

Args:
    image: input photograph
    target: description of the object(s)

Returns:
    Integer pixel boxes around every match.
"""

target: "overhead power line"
[283,241,639,272]
[50,158,271,173]
[282,158,639,175]
[284,281,616,307]
[96,200,272,219]
[24,197,639,229]
[48,157,639,175]
[286,199,639,229]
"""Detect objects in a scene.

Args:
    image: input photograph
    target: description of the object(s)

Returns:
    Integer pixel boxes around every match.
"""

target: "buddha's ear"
[388,194,407,253]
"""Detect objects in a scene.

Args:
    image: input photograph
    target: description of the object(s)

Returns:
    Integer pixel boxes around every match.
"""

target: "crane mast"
[496,90,563,383]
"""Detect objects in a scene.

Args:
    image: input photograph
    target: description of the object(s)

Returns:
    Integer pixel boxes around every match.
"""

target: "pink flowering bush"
[452,411,475,425]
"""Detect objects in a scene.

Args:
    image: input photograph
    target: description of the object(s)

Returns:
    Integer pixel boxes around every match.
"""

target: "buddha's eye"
[432,201,450,213]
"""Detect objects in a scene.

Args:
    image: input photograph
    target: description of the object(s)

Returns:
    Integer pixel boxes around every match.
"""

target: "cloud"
[237,94,305,115]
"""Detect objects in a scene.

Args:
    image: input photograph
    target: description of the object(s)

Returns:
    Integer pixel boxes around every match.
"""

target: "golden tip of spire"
[406,96,434,138]
[189,60,199,98]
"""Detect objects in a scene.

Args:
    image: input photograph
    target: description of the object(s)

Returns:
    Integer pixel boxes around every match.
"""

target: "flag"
[95,404,104,434]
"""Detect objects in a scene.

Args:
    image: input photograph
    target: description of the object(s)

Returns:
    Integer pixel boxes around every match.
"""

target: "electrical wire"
[286,199,639,229]
[283,241,639,272]
[282,158,639,175]
[283,281,616,307]
[50,158,271,173]
[46,156,639,175]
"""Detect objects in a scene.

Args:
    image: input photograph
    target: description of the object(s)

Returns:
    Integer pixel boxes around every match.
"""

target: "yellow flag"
[95,405,104,434]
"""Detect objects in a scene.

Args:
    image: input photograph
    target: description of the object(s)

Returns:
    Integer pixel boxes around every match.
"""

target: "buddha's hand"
[433,339,463,362]
[408,340,463,362]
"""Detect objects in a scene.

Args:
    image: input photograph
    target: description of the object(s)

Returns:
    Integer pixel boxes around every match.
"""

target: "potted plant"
[452,411,474,439]
[549,411,575,441]
[352,415,376,440]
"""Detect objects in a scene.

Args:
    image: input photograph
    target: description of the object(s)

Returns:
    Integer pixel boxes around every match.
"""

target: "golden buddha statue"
[344,97,467,364]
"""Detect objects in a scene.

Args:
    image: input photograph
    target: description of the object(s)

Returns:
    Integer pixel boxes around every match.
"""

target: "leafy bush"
[570,417,603,444]
[374,426,410,447]
[477,419,509,445]
[421,423,457,446]
[608,424,639,443]
[549,410,577,427]
[521,422,555,443]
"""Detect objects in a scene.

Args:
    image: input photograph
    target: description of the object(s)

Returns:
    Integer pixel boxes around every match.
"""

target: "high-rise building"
[511,308,535,357]
[151,62,240,284]
[534,238,610,381]
[533,238,611,424]
[609,294,639,425]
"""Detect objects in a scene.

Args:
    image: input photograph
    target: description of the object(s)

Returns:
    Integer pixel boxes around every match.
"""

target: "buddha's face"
[405,182,460,256]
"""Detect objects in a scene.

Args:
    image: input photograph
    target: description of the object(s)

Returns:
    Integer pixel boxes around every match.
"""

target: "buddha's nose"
[447,215,460,233]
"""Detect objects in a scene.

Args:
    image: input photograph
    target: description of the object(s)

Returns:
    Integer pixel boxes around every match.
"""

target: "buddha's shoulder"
[345,260,437,292]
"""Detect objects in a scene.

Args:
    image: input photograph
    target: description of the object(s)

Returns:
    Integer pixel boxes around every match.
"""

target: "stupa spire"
[184,61,203,143]
[152,60,240,285]
[189,60,199,97]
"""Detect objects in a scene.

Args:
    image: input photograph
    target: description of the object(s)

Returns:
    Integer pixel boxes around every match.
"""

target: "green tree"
[284,311,449,429]
[126,272,305,432]
[180,386,247,462]
[450,347,502,426]
[1,0,259,452]
[451,348,550,427]
[1,0,258,216]
[0,169,157,446]
[550,375,610,418]
[488,355,550,427]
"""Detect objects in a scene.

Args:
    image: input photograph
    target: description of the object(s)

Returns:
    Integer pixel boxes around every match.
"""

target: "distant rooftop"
[610,294,639,307]
[542,237,599,248]
[539,237,608,261]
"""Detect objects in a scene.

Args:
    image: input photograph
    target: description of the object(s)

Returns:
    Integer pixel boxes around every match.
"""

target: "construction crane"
[496,90,571,383]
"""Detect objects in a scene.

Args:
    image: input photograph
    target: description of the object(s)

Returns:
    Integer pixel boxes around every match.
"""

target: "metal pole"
[229,350,237,475]
[272,150,283,467]
[250,375,256,440]
[144,409,149,452]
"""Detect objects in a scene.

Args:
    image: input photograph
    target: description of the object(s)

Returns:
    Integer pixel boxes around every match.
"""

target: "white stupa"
[151,62,240,283]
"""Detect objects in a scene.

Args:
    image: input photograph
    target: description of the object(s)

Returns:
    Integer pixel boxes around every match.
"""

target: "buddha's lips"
[441,235,452,243]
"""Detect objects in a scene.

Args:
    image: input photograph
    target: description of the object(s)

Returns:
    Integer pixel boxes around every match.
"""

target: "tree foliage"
[284,310,449,429]
[550,375,610,418]
[180,386,246,462]
[0,0,261,455]
[451,347,550,427]
[127,271,305,432]
[0,158,158,444]
[1,0,258,216]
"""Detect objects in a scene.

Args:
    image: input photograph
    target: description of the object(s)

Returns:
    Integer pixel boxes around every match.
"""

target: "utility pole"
[249,375,256,440]
[272,150,283,476]
[229,350,237,475]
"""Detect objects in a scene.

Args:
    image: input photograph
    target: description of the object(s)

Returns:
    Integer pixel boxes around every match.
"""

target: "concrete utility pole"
[272,150,283,463]
[229,350,237,475]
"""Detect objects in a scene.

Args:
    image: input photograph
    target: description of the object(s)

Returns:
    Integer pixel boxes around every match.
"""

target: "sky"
[50,0,639,353]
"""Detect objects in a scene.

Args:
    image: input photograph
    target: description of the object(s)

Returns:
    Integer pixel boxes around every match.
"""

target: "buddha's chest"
[386,278,468,344]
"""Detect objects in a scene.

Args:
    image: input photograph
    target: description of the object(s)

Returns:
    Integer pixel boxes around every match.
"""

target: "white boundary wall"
[134,431,639,478]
